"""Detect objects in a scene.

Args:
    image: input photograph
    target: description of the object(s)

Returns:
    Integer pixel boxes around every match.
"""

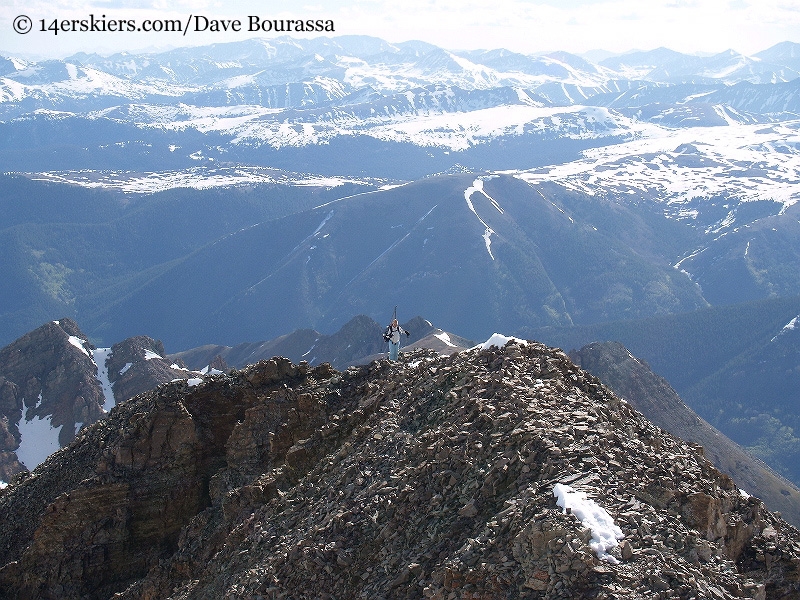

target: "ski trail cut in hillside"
[772,315,800,342]
[312,210,335,235]
[246,210,336,293]
[531,185,574,224]
[673,244,709,273]
[313,185,410,211]
[713,104,738,126]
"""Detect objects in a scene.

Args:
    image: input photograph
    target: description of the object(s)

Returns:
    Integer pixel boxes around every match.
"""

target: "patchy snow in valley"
[24,166,385,194]
[20,108,800,217]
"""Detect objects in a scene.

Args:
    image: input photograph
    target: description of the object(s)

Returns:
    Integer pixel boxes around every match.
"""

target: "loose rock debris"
[2,339,800,599]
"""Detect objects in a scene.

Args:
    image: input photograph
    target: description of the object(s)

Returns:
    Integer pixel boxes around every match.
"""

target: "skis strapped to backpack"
[383,306,398,343]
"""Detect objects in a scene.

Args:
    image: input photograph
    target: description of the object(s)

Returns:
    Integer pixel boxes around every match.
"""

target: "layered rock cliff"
[1,340,799,599]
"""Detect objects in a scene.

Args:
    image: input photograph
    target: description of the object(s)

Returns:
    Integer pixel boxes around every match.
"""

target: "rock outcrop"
[0,321,208,479]
[2,340,800,599]
[104,335,195,404]
[0,319,104,479]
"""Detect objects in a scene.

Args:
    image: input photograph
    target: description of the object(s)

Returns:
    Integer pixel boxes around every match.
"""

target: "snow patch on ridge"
[553,483,624,563]
[434,332,457,347]
[475,333,528,350]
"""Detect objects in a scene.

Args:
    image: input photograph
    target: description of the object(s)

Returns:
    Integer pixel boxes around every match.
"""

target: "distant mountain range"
[1,35,798,513]
[3,37,800,179]
[2,169,798,351]
[2,37,800,348]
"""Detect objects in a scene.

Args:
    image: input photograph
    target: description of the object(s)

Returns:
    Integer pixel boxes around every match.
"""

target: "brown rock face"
[0,319,105,477]
[105,336,193,404]
[1,342,800,599]
[0,356,325,599]
[0,321,213,480]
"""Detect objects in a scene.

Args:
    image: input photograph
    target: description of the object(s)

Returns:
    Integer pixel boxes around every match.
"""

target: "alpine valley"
[2,34,800,598]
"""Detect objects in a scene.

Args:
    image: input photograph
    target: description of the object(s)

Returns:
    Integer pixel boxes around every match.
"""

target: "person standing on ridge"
[383,318,409,361]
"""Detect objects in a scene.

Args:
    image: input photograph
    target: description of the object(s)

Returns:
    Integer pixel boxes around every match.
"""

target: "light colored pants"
[389,341,399,360]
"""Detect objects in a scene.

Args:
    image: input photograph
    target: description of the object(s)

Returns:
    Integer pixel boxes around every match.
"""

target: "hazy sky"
[1,0,799,59]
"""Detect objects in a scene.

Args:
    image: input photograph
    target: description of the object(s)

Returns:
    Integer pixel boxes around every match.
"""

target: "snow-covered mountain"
[3,36,800,179]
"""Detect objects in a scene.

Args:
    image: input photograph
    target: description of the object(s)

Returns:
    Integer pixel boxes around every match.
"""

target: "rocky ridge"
[1,339,800,598]
[569,341,800,528]
[169,315,468,371]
